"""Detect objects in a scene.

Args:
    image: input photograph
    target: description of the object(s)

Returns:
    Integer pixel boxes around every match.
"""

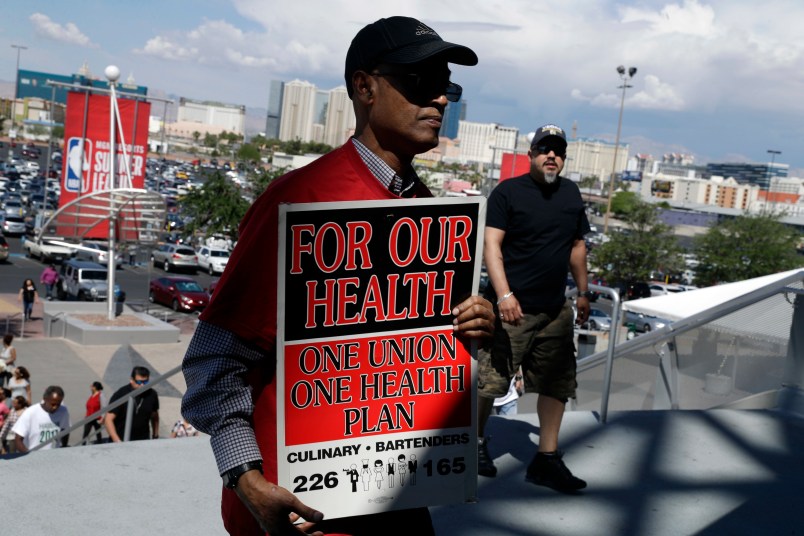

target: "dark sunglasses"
[533,145,567,158]
[371,70,462,103]
[134,379,149,385]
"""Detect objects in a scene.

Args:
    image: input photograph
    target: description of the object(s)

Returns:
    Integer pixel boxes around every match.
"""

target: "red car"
[149,276,210,312]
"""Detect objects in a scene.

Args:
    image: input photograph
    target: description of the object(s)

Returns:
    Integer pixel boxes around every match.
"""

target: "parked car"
[2,199,25,218]
[648,282,686,296]
[73,240,124,268]
[622,310,669,335]
[612,281,652,301]
[22,236,75,263]
[57,259,124,301]
[0,235,9,262]
[151,243,199,273]
[582,308,612,331]
[149,276,209,312]
[196,246,230,275]
[2,216,26,236]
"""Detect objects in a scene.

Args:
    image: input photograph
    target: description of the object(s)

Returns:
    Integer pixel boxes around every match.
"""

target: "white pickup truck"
[22,237,76,264]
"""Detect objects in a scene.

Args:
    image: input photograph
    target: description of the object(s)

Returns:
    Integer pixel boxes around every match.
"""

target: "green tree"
[250,134,269,150]
[180,171,250,238]
[593,201,684,284]
[203,132,219,149]
[693,213,802,286]
[249,166,289,199]
[609,191,640,217]
[51,125,64,142]
[579,175,597,191]
[237,143,261,163]
[192,131,201,145]
[284,138,303,155]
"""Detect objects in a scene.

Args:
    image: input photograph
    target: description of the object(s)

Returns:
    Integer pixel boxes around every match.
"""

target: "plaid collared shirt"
[351,138,419,197]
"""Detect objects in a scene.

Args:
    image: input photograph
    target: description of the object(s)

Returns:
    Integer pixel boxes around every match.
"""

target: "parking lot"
[0,234,220,323]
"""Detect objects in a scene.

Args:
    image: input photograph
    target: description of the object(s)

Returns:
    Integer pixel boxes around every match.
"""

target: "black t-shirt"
[21,282,37,303]
[109,384,159,441]
[485,174,590,313]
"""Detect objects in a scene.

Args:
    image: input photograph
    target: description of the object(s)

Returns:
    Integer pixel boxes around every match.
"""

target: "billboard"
[277,197,484,519]
[57,91,150,239]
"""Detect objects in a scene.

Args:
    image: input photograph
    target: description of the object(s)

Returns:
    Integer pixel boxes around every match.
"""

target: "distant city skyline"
[2,1,803,174]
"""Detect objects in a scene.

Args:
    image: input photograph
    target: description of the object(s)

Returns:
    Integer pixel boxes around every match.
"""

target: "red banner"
[499,152,530,182]
[57,91,150,239]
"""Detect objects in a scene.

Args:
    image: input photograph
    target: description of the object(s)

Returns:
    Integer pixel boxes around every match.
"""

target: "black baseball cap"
[345,16,478,98]
[530,124,567,148]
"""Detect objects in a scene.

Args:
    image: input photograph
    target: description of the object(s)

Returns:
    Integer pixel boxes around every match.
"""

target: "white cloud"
[30,13,97,47]
[620,0,718,37]
[134,18,325,72]
[138,36,198,61]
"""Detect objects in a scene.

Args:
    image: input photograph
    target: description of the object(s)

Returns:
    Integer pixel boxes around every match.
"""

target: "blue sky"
[2,0,803,172]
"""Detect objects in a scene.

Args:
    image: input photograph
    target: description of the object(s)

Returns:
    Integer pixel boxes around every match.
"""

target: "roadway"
[0,235,219,319]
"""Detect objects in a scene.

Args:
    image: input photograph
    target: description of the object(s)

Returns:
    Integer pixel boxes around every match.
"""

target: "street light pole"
[603,65,637,234]
[767,149,781,214]
[10,44,28,128]
[105,65,121,320]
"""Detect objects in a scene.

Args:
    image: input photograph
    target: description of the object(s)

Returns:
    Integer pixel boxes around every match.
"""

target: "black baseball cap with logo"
[345,16,478,98]
[530,124,567,149]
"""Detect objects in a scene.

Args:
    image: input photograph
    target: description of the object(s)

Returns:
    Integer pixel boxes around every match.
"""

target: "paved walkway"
[1,293,193,439]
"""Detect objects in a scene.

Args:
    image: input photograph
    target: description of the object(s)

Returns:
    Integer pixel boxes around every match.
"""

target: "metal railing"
[576,270,804,420]
[29,362,183,452]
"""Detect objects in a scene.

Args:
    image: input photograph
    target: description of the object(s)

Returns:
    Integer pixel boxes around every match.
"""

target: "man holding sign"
[182,16,493,536]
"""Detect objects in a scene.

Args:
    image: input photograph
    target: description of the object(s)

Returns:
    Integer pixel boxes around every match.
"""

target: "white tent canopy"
[623,269,804,344]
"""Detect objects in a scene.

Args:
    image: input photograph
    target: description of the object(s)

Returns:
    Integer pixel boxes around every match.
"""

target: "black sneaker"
[526,451,586,493]
[478,436,498,477]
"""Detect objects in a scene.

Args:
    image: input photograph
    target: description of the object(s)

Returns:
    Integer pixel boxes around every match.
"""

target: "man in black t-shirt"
[477,124,590,493]
[105,366,160,442]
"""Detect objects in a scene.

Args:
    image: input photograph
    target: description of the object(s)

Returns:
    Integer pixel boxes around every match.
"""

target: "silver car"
[583,308,612,331]
[623,310,669,336]
[2,216,26,235]
[74,241,124,268]
[151,243,199,273]
[2,200,25,218]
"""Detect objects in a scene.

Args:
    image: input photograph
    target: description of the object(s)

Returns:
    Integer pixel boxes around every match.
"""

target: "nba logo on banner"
[66,137,92,193]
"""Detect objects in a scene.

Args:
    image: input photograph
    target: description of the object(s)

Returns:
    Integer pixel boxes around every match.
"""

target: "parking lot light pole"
[105,65,121,320]
[603,65,637,234]
[766,149,781,214]
[11,44,27,127]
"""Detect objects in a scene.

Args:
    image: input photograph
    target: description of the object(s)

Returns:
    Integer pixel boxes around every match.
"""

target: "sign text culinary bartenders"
[277,197,484,518]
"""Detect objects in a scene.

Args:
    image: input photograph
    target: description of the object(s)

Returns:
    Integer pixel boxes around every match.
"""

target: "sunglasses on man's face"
[134,379,149,386]
[371,70,463,103]
[532,145,567,158]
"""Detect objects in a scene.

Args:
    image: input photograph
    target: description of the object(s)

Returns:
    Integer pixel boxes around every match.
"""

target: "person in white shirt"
[12,385,70,453]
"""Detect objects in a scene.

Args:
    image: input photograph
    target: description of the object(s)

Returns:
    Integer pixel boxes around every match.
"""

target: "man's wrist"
[222,461,263,489]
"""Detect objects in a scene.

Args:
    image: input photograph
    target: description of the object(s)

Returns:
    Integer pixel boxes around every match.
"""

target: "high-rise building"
[564,138,629,181]
[279,80,317,142]
[456,121,518,165]
[441,100,466,139]
[175,97,246,136]
[265,80,284,139]
[323,86,355,148]
[705,162,789,190]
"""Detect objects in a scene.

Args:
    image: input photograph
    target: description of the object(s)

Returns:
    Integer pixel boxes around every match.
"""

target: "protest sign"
[277,197,484,518]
